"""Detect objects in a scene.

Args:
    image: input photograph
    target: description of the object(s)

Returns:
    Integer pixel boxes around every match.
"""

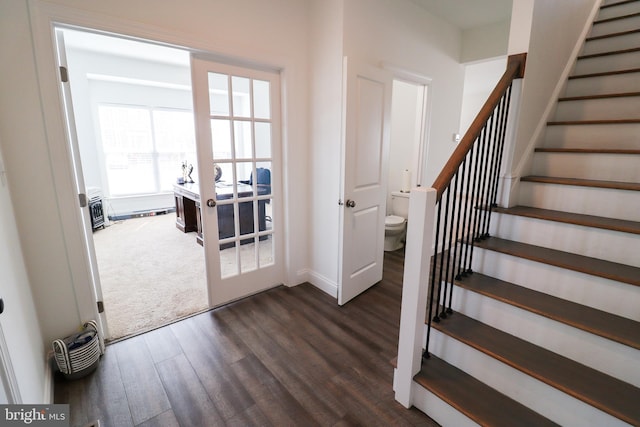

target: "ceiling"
[411,0,513,30]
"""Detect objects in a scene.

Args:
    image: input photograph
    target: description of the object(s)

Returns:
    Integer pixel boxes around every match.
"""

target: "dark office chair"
[241,167,271,195]
[240,168,272,223]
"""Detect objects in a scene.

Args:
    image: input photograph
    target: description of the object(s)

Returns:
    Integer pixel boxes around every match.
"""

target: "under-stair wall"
[396,1,640,425]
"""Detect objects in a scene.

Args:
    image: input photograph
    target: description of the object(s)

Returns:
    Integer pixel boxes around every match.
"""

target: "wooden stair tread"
[493,205,640,235]
[548,118,640,125]
[569,67,640,79]
[456,272,640,349]
[594,11,640,24]
[521,175,640,191]
[558,91,640,101]
[586,27,640,41]
[578,46,640,60]
[432,313,640,425]
[601,0,640,10]
[415,354,559,427]
[535,147,640,155]
[474,237,640,286]
[578,47,640,60]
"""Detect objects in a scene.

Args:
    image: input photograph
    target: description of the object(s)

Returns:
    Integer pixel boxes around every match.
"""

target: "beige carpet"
[94,213,275,340]
[93,213,208,340]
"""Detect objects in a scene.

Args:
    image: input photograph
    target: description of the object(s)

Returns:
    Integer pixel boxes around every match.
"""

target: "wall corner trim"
[42,354,55,404]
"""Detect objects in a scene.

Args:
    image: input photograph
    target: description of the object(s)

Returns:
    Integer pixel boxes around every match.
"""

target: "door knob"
[345,199,356,208]
[206,199,216,207]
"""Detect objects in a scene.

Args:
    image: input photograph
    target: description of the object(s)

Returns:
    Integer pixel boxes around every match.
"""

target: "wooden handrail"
[431,53,527,201]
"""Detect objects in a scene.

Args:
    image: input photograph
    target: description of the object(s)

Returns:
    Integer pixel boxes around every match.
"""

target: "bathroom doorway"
[388,79,429,203]
[385,78,430,255]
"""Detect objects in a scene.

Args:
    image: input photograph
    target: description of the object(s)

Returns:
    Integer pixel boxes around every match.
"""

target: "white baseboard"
[304,269,338,298]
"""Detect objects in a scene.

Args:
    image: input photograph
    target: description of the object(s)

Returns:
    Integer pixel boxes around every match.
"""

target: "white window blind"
[98,105,196,196]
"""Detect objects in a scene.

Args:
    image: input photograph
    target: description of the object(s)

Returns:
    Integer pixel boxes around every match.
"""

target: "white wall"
[0,0,85,345]
[509,0,600,175]
[0,144,46,403]
[343,0,465,188]
[0,0,310,344]
[306,0,465,294]
[461,20,510,63]
[307,0,345,295]
[459,57,508,135]
[508,0,535,55]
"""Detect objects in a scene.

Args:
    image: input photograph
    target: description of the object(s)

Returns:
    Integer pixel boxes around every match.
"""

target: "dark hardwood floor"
[54,249,439,427]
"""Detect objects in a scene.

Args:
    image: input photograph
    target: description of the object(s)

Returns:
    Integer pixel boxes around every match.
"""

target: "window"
[98,105,196,196]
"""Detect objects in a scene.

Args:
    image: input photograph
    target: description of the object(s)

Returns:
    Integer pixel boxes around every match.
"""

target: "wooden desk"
[174,182,267,247]
[174,183,199,233]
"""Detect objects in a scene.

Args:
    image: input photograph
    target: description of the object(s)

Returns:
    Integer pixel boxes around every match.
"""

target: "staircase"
[407,1,640,425]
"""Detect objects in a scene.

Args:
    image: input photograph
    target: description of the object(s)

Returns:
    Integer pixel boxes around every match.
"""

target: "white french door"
[191,56,283,307]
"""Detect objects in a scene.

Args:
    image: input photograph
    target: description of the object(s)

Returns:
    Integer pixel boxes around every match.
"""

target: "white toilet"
[384,191,410,252]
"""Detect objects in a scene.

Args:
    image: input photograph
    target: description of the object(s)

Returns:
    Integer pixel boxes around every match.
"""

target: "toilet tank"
[390,191,410,218]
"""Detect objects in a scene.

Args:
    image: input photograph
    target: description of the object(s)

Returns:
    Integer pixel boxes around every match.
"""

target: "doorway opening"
[59,28,207,340]
[385,78,430,257]
[57,27,284,340]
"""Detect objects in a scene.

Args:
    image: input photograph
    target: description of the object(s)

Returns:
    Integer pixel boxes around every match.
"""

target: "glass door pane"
[208,70,277,278]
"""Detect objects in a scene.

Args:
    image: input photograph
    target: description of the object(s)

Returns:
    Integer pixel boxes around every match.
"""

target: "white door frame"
[0,323,21,404]
[28,1,295,336]
[383,62,433,187]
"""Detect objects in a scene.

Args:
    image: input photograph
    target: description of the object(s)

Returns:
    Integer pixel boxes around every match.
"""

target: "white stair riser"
[583,32,640,56]
[553,96,640,121]
[590,15,640,37]
[531,152,640,183]
[410,383,479,427]
[518,181,640,222]
[489,212,640,267]
[564,73,640,97]
[429,329,629,427]
[573,51,640,75]
[597,3,640,21]
[543,123,640,149]
[472,248,640,321]
[451,287,640,387]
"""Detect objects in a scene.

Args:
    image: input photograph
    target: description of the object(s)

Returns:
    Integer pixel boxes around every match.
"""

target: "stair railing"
[394,53,526,407]
[424,53,526,358]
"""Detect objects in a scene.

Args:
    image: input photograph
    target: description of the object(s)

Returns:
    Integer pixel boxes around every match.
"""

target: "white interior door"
[191,55,283,307]
[338,58,392,305]
[54,29,108,336]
